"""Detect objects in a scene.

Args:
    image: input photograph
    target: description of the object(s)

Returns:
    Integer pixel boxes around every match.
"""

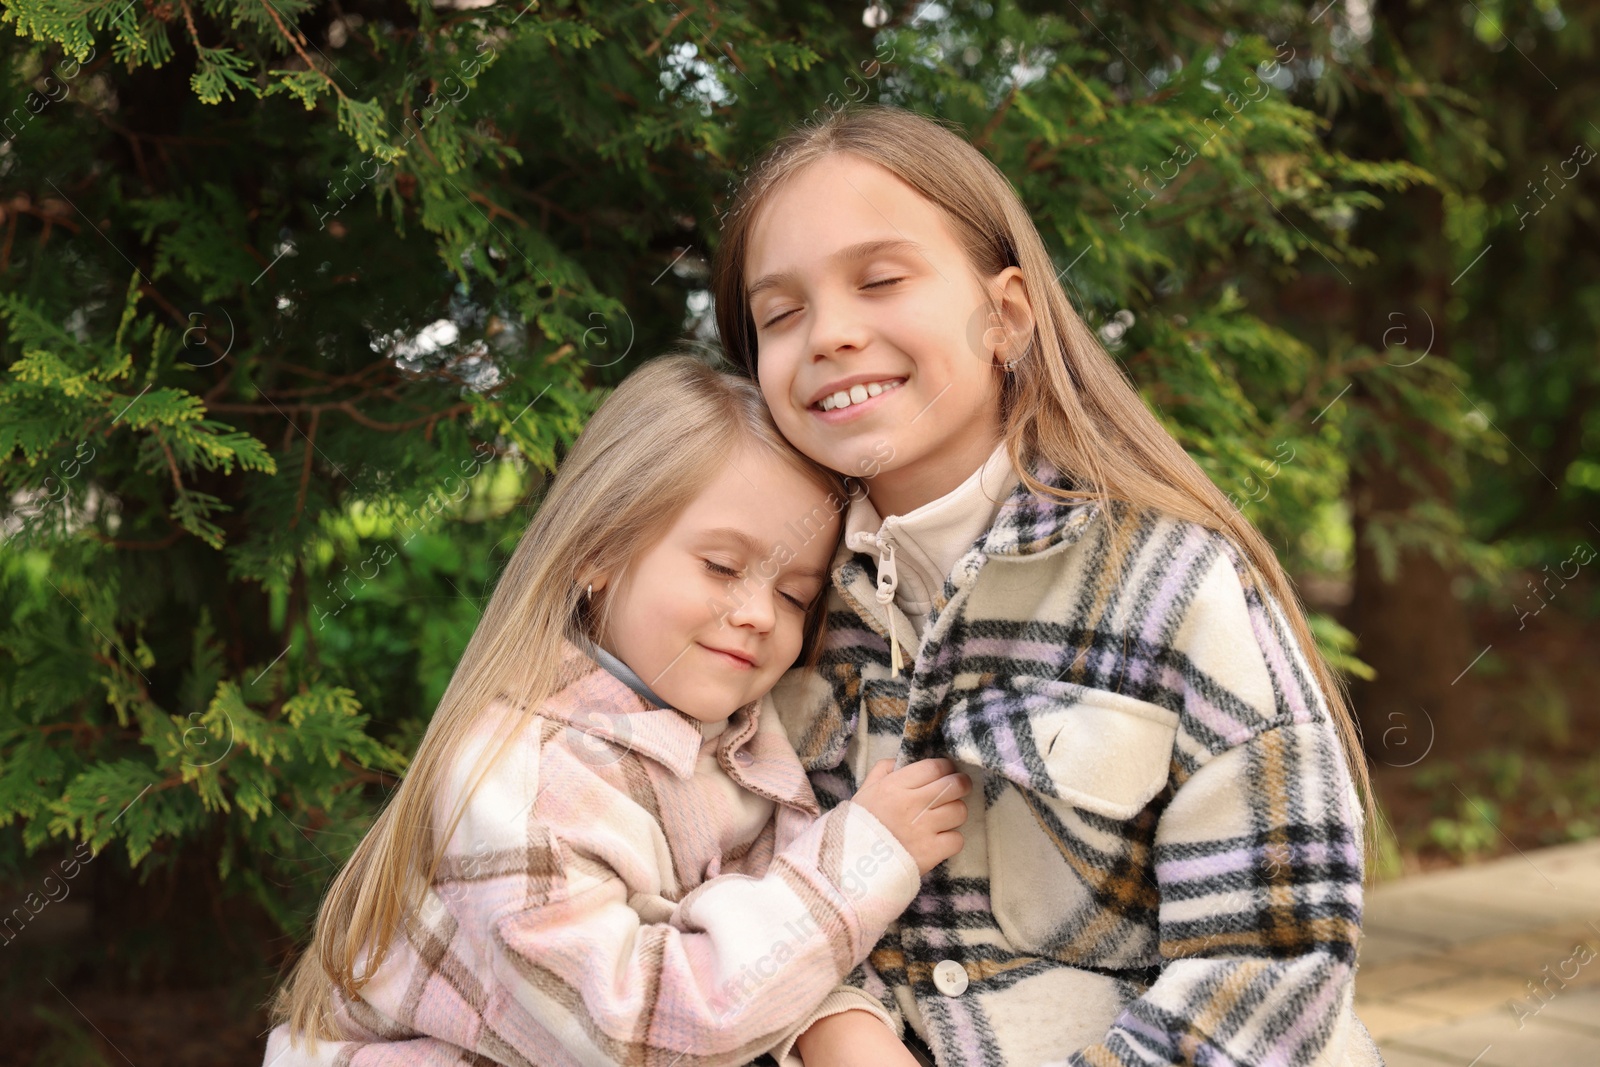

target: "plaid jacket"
[263,639,922,1067]
[768,456,1382,1067]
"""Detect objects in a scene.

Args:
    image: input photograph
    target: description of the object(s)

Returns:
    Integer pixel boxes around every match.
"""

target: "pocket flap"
[943,677,1178,819]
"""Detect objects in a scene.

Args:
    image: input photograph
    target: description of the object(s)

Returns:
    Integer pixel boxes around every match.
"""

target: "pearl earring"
[586,583,593,601]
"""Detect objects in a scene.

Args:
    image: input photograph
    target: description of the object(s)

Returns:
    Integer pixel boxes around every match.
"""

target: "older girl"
[262,355,971,1066]
[713,107,1383,1067]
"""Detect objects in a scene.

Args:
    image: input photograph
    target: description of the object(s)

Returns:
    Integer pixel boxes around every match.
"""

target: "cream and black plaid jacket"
[769,455,1383,1067]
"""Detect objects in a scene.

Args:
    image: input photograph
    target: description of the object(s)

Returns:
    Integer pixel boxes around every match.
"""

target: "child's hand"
[851,757,970,874]
[794,1008,922,1067]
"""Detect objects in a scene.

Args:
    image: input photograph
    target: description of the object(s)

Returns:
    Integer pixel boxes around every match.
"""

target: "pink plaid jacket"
[263,640,921,1067]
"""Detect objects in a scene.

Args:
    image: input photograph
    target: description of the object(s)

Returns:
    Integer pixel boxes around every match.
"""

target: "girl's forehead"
[744,156,951,273]
[692,448,833,510]
[676,458,838,567]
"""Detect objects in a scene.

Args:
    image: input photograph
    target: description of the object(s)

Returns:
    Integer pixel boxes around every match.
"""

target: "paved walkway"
[1357,838,1600,1066]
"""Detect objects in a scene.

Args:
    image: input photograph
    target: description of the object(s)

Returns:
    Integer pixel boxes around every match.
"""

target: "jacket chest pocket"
[941,677,1178,962]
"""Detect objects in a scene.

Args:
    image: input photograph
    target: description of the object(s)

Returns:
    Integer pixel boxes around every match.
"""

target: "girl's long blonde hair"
[710,104,1373,847]
[269,353,844,1042]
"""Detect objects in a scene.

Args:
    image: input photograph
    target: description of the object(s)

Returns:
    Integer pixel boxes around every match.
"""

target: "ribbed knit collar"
[842,441,1018,625]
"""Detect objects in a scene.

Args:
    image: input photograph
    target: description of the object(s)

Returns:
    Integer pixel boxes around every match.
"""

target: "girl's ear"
[989,267,1036,367]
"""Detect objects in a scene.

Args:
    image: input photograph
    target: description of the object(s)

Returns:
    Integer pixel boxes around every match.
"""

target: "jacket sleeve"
[1063,549,1367,1067]
[767,958,906,1067]
[493,796,922,1067]
[262,1025,493,1067]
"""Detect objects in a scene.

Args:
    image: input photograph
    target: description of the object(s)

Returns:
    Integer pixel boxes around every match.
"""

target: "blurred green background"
[1,0,1596,1060]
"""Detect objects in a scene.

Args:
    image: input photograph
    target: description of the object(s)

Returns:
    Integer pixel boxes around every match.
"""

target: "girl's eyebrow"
[746,238,929,300]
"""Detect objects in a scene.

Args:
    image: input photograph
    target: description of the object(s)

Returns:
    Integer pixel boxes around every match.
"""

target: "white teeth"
[815,379,902,412]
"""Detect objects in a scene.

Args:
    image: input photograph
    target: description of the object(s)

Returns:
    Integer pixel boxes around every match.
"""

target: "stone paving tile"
[1357,839,1600,1065]
[1351,999,1454,1043]
[1384,1007,1600,1067]
[1536,985,1600,1032]
[1358,928,1447,968]
[1439,921,1600,977]
[1388,973,1531,1021]
[1416,886,1600,927]
[1363,894,1535,947]
[1354,959,1462,999]
[1368,1048,1463,1067]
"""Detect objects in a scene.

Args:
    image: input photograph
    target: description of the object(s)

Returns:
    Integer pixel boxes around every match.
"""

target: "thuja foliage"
[0,0,1460,985]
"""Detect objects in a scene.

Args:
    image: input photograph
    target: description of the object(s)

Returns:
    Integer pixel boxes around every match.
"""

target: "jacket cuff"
[768,989,901,1067]
[824,800,922,953]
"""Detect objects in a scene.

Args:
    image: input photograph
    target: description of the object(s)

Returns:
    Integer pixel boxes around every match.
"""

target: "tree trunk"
[1346,184,1477,764]
[1348,438,1476,764]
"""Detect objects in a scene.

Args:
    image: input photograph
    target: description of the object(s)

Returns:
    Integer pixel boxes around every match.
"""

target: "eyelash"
[757,277,905,330]
[703,560,809,610]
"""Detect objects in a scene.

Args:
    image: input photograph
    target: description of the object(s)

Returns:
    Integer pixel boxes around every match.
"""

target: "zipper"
[871,531,904,676]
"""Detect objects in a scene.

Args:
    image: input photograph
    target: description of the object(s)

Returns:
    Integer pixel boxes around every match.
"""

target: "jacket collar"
[977,453,1099,559]
[540,640,819,814]
[814,453,1099,712]
[539,638,721,779]
[827,452,1098,585]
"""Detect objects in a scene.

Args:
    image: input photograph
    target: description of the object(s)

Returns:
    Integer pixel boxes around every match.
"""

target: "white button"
[932,959,968,996]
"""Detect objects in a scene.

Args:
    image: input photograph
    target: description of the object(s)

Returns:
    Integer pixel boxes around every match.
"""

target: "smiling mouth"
[812,378,906,412]
[700,644,758,669]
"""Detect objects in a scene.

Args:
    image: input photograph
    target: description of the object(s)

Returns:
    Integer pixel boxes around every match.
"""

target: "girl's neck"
[865,430,1005,519]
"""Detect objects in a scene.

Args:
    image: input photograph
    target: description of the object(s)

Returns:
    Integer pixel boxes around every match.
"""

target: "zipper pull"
[874,539,903,676]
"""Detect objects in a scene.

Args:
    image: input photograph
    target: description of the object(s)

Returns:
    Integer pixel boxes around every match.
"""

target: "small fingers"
[861,758,896,785]
[893,757,957,787]
[931,828,965,861]
[919,797,968,831]
[909,771,971,809]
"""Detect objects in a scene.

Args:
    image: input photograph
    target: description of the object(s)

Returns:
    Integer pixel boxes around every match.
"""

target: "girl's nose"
[723,582,777,633]
[807,290,870,359]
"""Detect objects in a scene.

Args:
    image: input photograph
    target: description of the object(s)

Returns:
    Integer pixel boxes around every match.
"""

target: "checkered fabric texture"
[262,640,922,1067]
[768,456,1384,1067]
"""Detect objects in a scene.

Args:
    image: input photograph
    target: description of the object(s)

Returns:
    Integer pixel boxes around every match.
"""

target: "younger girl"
[263,354,971,1066]
[712,107,1384,1067]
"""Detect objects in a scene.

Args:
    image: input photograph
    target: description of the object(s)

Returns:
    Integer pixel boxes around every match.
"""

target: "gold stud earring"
[1003,336,1034,370]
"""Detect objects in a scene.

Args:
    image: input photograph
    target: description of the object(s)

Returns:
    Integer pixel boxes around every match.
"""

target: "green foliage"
[0,0,1591,992]
[1323,2,1600,599]
[1408,747,1600,862]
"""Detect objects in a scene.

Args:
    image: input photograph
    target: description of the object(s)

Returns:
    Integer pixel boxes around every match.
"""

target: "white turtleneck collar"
[842,442,1018,637]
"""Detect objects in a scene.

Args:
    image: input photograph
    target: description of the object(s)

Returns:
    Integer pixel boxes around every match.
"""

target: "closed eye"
[704,560,741,579]
[759,278,903,329]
